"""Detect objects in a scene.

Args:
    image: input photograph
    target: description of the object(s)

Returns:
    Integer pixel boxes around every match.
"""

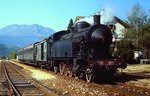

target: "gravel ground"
[10,61,116,96]
[0,60,7,95]
[123,64,150,89]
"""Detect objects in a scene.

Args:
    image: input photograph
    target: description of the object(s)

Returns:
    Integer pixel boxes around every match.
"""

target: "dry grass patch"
[123,64,150,73]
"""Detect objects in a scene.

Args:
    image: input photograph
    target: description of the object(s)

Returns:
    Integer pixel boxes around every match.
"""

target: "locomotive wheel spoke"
[74,72,84,79]
[80,73,84,79]
[59,64,63,75]
[74,73,79,79]
[66,67,73,77]
[64,68,68,76]
[64,71,68,76]
[86,68,93,82]
[54,66,58,73]
[68,70,73,77]
[59,64,67,75]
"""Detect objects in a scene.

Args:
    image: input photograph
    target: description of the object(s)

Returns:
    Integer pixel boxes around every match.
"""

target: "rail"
[3,61,21,96]
[2,61,59,96]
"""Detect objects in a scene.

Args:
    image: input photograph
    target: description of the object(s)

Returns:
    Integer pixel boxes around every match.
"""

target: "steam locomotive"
[18,15,127,82]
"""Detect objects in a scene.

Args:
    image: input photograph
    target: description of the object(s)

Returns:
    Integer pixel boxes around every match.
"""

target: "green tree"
[124,3,150,59]
[43,38,48,41]
[9,52,17,59]
[67,18,74,30]
[138,23,150,58]
[126,3,148,49]
[115,3,150,62]
[114,40,135,63]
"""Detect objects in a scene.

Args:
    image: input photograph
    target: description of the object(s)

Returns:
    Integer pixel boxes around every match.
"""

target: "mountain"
[0,43,20,57]
[0,24,55,46]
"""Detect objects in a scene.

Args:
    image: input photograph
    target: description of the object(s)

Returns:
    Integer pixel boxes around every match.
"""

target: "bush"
[9,52,17,59]
[1,56,6,59]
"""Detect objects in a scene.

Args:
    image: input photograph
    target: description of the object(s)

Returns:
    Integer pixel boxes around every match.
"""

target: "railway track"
[8,60,150,96]
[0,61,58,96]
[0,60,7,95]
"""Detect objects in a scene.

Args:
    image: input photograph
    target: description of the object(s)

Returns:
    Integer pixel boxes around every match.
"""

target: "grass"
[127,64,150,66]
[123,64,150,73]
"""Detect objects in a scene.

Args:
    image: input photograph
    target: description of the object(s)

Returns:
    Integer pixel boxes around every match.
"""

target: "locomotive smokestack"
[93,15,101,25]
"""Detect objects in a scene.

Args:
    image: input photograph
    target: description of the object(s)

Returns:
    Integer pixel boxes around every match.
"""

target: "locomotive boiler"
[18,15,127,82]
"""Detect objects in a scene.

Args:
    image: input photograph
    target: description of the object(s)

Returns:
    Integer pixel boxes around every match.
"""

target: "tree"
[115,3,150,62]
[127,3,148,27]
[138,23,150,58]
[9,52,17,59]
[1,56,6,59]
[124,3,150,59]
[114,40,135,63]
[43,38,48,41]
[127,3,148,48]
[67,18,74,30]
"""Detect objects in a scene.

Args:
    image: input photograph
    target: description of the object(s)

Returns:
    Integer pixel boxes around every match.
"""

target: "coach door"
[41,43,44,60]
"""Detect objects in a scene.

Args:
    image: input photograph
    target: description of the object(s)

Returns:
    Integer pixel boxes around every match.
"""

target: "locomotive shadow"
[114,73,150,83]
[92,75,117,85]
[92,72,150,85]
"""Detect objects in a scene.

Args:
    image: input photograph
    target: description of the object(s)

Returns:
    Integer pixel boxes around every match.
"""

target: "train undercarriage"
[42,58,127,82]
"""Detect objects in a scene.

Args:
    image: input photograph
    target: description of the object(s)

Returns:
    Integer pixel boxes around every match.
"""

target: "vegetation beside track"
[123,64,150,73]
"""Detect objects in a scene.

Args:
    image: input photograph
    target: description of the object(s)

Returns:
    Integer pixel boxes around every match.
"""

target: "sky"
[0,0,149,31]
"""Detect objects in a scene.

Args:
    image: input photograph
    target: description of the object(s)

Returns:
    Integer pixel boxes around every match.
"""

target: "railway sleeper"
[21,93,44,96]
[14,84,33,87]
[13,81,29,84]
[13,80,28,82]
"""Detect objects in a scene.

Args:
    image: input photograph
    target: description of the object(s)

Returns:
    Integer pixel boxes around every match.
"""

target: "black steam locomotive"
[18,15,127,82]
